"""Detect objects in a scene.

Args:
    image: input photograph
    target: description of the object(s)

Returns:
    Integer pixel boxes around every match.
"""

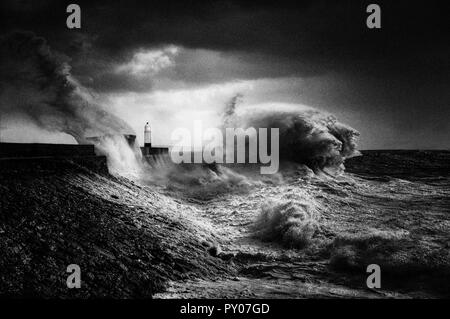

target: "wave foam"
[226,101,360,172]
[253,199,319,248]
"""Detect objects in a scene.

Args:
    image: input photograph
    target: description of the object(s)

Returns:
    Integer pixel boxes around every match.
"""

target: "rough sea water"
[133,105,450,298]
[2,146,448,298]
[138,149,449,299]
[1,128,449,299]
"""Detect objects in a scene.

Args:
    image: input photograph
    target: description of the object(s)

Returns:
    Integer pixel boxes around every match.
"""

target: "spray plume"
[222,95,360,172]
[0,31,133,144]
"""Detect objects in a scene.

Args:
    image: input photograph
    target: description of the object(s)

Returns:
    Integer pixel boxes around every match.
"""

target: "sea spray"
[162,163,255,200]
[253,199,319,248]
[93,135,146,177]
[222,98,360,173]
[0,32,145,177]
[0,31,134,143]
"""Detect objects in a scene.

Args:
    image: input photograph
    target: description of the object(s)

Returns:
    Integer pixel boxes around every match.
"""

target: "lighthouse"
[141,122,168,156]
[144,122,151,148]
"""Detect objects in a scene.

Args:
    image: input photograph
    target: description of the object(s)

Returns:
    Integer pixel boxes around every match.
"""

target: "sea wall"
[0,143,95,158]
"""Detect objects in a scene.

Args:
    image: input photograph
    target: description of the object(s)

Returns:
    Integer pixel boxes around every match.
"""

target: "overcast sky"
[1,0,449,149]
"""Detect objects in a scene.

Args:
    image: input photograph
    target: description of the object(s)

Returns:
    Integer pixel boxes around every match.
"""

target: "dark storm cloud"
[2,0,448,75]
[1,0,449,93]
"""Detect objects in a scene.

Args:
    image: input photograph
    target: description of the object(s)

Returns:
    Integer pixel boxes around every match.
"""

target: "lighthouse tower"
[144,122,151,148]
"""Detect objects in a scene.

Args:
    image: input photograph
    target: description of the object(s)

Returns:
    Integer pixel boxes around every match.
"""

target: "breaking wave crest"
[253,199,320,248]
[226,100,361,172]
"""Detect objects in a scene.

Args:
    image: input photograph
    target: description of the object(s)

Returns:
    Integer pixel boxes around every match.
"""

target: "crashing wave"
[224,100,360,172]
[253,199,319,248]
